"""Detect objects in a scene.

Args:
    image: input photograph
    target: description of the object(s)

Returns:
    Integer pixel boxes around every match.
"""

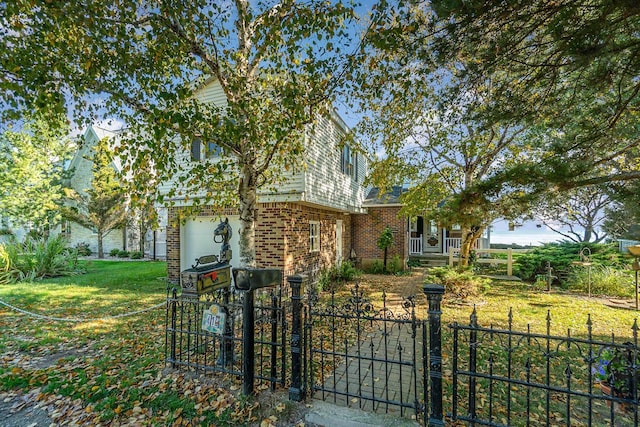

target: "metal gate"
[301,281,429,424]
[165,285,288,392]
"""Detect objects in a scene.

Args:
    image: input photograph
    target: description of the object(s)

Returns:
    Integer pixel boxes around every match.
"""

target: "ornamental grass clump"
[0,235,82,284]
[567,265,634,298]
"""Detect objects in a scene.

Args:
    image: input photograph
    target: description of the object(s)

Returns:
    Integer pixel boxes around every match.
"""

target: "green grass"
[2,265,640,425]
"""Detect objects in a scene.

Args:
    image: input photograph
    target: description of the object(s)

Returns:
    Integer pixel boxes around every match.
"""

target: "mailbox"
[181,255,232,297]
[232,268,283,291]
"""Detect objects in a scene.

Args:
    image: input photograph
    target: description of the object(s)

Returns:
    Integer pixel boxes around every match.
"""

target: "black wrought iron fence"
[165,286,288,392]
[450,308,640,426]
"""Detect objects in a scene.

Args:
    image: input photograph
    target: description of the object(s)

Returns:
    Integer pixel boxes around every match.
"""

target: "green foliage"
[1,0,362,267]
[0,117,73,230]
[117,250,130,258]
[317,261,361,292]
[426,266,490,301]
[567,266,633,298]
[387,255,403,275]
[366,260,385,274]
[0,235,82,284]
[75,242,92,256]
[130,251,143,259]
[594,346,640,398]
[407,257,421,268]
[514,242,625,282]
[109,248,120,257]
[62,138,127,259]
[376,227,394,251]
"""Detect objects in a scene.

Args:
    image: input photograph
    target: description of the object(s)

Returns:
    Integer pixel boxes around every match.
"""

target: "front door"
[423,219,440,253]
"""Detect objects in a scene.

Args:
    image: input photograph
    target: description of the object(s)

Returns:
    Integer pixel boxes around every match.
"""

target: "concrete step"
[305,400,419,427]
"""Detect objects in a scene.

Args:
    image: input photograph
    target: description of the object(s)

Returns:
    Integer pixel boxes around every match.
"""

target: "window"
[191,138,222,161]
[451,224,461,231]
[61,220,71,236]
[341,145,358,180]
[309,221,320,253]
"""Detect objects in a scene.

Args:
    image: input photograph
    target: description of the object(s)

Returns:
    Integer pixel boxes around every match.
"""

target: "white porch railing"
[444,238,488,254]
[410,237,423,255]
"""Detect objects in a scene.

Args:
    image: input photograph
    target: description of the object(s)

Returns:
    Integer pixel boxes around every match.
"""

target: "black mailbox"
[233,268,283,291]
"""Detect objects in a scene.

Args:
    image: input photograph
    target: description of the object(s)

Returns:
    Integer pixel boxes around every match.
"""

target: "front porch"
[409,236,490,255]
[408,217,490,255]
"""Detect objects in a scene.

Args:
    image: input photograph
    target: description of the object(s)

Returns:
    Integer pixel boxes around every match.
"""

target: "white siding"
[161,80,368,212]
[302,113,367,213]
[193,79,228,107]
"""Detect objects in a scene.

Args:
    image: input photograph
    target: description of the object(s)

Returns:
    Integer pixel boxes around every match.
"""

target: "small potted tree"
[594,344,640,410]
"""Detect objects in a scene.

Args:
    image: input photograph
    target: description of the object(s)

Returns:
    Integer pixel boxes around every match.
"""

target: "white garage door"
[181,216,242,271]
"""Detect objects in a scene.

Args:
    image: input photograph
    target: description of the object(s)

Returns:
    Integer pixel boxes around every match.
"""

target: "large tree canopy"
[349,0,640,257]
[1,0,363,266]
[428,0,640,189]
[0,116,73,231]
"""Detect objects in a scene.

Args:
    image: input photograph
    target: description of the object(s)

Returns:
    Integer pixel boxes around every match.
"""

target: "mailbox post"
[232,268,283,395]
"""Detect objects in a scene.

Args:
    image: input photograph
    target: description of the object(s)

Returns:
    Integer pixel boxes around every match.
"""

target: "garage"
[180,216,242,272]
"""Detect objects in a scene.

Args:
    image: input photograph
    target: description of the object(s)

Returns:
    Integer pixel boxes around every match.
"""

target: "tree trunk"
[238,164,257,268]
[97,232,104,259]
[383,247,388,273]
[457,226,484,270]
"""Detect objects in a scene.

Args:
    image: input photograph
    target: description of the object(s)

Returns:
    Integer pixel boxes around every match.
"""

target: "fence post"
[469,308,478,423]
[423,284,445,427]
[289,275,306,401]
[243,289,255,395]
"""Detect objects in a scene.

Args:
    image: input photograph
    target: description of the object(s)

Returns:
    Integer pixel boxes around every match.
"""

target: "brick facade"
[167,203,352,283]
[352,206,407,269]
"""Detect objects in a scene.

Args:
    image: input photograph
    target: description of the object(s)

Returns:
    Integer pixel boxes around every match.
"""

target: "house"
[53,126,148,256]
[164,79,368,283]
[352,186,490,269]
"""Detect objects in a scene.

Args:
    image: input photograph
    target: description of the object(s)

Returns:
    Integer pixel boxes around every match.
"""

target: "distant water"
[490,219,572,246]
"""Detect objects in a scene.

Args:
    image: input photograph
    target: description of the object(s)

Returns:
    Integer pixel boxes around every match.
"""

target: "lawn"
[1,264,639,426]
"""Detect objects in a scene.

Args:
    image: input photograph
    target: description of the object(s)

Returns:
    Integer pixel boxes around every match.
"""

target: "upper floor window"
[191,138,223,161]
[341,145,358,180]
[309,221,320,253]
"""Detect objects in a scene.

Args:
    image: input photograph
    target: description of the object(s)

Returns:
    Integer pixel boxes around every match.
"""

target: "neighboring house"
[164,79,368,283]
[0,216,29,243]
[352,186,491,269]
[53,126,142,256]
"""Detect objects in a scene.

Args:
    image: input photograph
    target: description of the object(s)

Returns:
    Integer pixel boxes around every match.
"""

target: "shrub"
[0,235,82,284]
[407,258,421,269]
[130,251,143,259]
[426,266,491,302]
[75,242,92,256]
[365,260,385,274]
[387,255,403,275]
[117,250,130,258]
[109,248,120,257]
[567,266,633,298]
[317,261,361,292]
[514,242,625,282]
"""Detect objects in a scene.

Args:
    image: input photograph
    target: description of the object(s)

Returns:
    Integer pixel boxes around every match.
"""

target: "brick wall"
[166,206,238,284]
[167,203,351,283]
[352,206,407,269]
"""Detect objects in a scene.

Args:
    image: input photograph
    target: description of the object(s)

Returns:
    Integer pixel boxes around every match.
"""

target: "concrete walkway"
[310,272,429,424]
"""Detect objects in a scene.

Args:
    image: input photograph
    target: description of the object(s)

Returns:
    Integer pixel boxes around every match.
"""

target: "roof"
[364,186,407,206]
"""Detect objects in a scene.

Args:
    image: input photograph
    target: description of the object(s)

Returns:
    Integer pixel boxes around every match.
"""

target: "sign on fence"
[201,304,226,335]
